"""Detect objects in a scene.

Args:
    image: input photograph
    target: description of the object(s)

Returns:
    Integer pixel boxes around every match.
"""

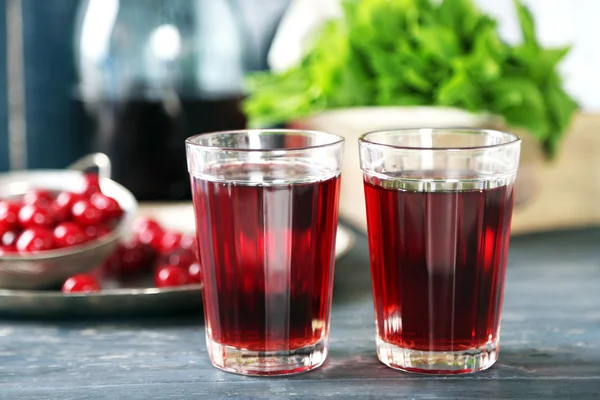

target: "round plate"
[0,203,356,318]
[138,203,356,260]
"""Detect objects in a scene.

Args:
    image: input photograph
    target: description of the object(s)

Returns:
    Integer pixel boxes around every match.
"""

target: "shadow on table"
[290,346,600,382]
[271,348,600,400]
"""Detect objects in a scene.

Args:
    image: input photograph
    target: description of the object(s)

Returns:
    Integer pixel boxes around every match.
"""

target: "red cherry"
[102,244,125,275]
[159,231,183,254]
[134,218,165,251]
[16,227,54,253]
[53,222,86,248]
[1,228,19,248]
[23,190,53,207]
[187,262,202,284]
[51,204,69,223]
[0,220,9,236]
[0,246,17,256]
[190,240,199,260]
[115,241,157,276]
[179,234,195,250]
[0,220,17,255]
[90,193,123,221]
[71,199,102,226]
[18,204,55,228]
[84,224,112,241]
[134,217,163,233]
[62,274,100,293]
[82,173,101,197]
[0,200,21,230]
[166,249,196,269]
[0,231,18,254]
[54,192,84,221]
[154,265,187,288]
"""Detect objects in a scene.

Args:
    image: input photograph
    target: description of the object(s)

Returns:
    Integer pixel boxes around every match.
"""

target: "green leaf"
[486,79,523,111]
[380,93,428,107]
[436,71,474,108]
[546,83,578,133]
[243,68,320,128]
[437,0,482,41]
[488,77,549,140]
[511,45,571,84]
[404,67,432,92]
[540,47,571,69]
[243,0,578,157]
[472,19,507,62]
[328,52,375,106]
[306,22,349,93]
[412,26,461,61]
[453,50,502,85]
[543,83,578,156]
[346,0,424,46]
[513,0,538,49]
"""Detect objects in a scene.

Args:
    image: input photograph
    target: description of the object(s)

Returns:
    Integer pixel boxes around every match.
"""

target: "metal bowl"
[0,154,138,290]
[0,223,355,318]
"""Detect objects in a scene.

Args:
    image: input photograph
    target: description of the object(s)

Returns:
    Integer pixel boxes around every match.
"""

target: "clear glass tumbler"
[359,129,521,374]
[186,129,344,375]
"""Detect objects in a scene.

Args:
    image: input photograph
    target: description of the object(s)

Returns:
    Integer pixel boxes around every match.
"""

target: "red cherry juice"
[191,162,340,352]
[364,172,515,352]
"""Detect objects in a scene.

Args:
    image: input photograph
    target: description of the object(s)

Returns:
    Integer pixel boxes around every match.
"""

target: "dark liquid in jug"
[84,95,246,201]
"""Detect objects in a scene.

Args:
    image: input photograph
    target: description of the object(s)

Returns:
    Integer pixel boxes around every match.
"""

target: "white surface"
[140,203,355,259]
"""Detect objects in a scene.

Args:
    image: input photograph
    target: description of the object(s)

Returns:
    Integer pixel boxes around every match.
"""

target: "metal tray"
[0,214,356,319]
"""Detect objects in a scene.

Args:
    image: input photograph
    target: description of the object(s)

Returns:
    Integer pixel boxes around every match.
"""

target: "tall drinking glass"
[186,129,344,375]
[359,129,521,374]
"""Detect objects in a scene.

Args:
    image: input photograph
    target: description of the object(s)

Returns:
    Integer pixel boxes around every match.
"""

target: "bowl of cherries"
[62,214,202,294]
[0,153,137,290]
[0,210,204,318]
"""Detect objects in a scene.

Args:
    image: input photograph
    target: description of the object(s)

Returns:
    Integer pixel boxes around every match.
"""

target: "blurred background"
[0,0,290,200]
[0,0,598,233]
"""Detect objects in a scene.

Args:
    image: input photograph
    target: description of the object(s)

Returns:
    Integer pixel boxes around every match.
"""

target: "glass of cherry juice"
[186,129,344,376]
[359,129,521,374]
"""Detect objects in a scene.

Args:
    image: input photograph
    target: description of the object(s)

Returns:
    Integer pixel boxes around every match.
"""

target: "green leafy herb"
[244,0,578,157]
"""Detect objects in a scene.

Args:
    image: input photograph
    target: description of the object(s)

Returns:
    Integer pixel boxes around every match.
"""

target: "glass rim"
[359,128,521,151]
[186,129,345,153]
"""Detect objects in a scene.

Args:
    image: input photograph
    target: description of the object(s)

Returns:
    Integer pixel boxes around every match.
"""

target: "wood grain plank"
[0,228,598,399]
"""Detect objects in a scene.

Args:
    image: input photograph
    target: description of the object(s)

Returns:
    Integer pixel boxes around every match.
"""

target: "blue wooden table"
[0,228,599,399]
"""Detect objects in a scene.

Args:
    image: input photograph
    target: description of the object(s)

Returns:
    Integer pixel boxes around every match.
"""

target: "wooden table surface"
[0,227,598,399]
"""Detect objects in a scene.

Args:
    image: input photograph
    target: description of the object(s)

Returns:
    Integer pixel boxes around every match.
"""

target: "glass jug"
[75,0,286,200]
